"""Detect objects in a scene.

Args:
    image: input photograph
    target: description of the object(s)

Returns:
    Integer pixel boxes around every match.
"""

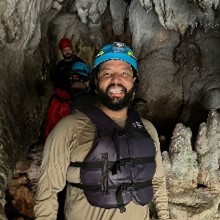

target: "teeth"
[109,87,123,93]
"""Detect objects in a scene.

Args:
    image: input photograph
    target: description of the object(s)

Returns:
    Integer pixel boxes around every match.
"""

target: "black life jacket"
[69,107,156,212]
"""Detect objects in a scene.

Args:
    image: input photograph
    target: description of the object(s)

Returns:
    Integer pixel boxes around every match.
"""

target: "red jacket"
[43,88,72,140]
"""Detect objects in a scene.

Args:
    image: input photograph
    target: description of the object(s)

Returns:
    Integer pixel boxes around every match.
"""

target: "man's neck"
[98,104,127,120]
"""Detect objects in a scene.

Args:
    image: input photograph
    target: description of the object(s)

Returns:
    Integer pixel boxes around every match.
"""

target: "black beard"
[96,83,135,111]
[63,53,73,60]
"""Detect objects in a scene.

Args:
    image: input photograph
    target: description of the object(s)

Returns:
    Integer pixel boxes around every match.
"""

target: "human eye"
[121,71,132,77]
[122,71,129,75]
[100,71,112,77]
[105,71,111,76]
[103,71,112,76]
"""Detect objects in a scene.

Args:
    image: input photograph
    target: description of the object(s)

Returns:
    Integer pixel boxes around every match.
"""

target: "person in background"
[69,61,97,110]
[52,37,83,94]
[43,37,96,140]
[35,42,170,220]
[43,60,95,140]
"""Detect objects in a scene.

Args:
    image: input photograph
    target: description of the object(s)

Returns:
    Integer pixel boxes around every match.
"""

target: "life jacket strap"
[69,180,152,191]
[70,156,155,169]
[97,129,149,138]
[68,180,152,212]
[116,180,152,213]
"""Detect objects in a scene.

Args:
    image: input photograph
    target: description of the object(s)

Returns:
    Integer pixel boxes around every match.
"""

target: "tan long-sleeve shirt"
[34,110,169,220]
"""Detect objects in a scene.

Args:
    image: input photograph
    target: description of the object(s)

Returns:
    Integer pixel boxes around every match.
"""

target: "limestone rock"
[153,0,217,34]
[5,176,35,219]
[162,123,198,192]
[169,188,220,220]
[162,110,220,219]
[74,0,108,48]
[110,0,128,35]
[195,109,220,191]
[5,143,44,219]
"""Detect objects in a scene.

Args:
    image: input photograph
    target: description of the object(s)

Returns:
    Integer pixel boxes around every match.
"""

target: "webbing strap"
[70,157,155,169]
[69,180,152,212]
[69,180,152,192]
[116,180,152,213]
[80,106,119,130]
[80,106,148,133]
[69,182,100,191]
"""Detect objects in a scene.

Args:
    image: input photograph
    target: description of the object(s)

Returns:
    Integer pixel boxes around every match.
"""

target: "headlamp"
[112,42,126,53]
[93,42,138,72]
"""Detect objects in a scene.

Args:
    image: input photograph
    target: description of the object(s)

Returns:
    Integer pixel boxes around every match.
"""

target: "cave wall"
[0,0,59,217]
[0,0,220,219]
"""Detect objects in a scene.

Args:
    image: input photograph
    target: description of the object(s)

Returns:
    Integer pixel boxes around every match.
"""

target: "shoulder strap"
[80,106,120,130]
[80,107,147,133]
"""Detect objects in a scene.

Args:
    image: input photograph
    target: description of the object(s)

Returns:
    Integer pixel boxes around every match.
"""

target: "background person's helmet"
[93,42,138,72]
[70,62,91,82]
[59,38,73,50]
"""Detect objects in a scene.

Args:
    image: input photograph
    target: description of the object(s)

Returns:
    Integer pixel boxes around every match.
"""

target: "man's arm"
[142,119,170,219]
[34,115,76,219]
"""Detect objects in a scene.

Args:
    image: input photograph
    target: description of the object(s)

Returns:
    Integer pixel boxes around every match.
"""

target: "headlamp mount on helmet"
[112,42,126,53]
[93,42,138,73]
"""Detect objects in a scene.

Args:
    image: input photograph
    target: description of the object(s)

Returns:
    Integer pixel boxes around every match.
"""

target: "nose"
[111,73,121,84]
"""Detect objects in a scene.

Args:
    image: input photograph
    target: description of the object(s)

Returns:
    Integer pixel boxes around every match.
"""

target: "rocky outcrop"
[0,0,59,217]
[5,143,44,219]
[163,109,220,219]
[163,123,198,192]
[196,109,220,191]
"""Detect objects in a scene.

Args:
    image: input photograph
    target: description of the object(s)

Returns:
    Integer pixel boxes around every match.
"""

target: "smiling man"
[34,42,170,220]
[96,59,136,111]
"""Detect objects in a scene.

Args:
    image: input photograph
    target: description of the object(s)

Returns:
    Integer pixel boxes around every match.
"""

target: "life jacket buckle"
[120,158,132,166]
[121,182,134,191]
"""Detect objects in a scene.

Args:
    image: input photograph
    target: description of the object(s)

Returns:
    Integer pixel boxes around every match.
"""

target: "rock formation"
[162,110,220,219]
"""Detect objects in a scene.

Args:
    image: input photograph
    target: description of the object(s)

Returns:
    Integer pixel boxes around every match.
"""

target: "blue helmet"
[71,62,91,77]
[93,42,138,72]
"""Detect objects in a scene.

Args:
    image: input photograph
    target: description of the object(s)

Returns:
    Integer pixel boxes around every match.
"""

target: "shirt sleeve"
[142,119,170,219]
[34,115,78,219]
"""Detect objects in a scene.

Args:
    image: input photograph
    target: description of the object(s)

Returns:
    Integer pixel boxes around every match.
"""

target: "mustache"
[106,83,127,93]
[63,53,72,58]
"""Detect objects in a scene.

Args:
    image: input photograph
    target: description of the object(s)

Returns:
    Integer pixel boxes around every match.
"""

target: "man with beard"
[52,37,83,94]
[42,39,94,140]
[34,42,170,220]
